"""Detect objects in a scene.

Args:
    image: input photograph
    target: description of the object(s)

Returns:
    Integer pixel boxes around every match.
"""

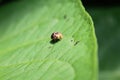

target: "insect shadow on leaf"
[50,39,60,44]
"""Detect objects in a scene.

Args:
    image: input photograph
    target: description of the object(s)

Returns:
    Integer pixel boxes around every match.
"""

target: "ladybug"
[51,32,63,41]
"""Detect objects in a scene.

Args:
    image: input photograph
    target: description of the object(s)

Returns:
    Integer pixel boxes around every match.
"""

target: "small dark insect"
[64,15,67,19]
[74,41,80,46]
[51,32,63,41]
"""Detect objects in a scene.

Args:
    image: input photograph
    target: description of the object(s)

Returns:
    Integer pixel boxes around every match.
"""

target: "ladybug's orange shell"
[51,32,63,40]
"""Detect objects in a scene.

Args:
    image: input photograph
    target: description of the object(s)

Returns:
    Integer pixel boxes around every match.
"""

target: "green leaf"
[87,7,120,80]
[0,60,75,80]
[0,0,97,80]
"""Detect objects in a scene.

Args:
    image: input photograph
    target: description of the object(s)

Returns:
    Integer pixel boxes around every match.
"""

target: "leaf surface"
[0,0,97,80]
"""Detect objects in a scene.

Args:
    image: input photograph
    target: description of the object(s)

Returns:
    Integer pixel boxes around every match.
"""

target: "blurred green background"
[82,0,120,80]
[0,0,120,80]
